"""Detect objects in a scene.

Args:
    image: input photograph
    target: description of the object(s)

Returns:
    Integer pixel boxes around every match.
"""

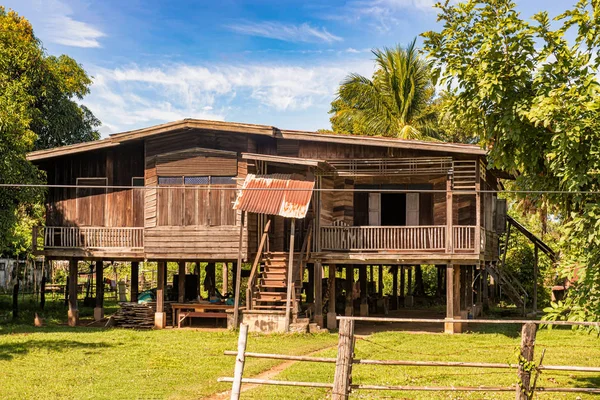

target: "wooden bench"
[178,311,227,328]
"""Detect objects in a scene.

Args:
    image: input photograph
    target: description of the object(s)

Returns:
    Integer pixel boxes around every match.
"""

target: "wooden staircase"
[252,252,290,310]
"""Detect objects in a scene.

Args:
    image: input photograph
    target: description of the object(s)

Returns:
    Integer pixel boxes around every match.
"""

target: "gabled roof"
[27,118,486,162]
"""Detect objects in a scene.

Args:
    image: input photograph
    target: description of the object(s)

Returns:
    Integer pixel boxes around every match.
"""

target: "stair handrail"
[291,219,314,319]
[246,219,272,310]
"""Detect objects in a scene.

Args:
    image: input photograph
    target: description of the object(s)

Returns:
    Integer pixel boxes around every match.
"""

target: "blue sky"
[4,0,574,136]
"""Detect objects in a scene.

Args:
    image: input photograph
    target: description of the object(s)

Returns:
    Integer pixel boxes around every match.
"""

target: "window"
[209,176,236,185]
[158,176,183,185]
[158,176,235,185]
[132,177,145,187]
[184,176,209,185]
[0,262,5,272]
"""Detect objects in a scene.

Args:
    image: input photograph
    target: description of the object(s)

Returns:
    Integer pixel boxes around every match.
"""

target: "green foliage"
[330,39,438,139]
[423,0,600,324]
[0,7,99,256]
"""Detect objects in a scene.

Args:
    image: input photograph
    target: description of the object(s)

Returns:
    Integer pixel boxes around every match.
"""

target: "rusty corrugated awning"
[233,174,314,219]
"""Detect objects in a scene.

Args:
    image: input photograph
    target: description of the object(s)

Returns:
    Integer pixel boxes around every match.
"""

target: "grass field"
[1,298,599,399]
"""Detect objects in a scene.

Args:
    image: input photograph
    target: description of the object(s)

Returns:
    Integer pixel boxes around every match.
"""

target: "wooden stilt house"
[29,119,507,332]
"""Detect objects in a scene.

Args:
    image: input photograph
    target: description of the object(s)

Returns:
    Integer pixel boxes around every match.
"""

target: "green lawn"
[0,326,336,400]
[1,298,599,400]
[247,325,600,400]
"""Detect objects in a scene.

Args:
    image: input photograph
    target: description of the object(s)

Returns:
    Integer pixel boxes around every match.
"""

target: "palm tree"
[331,39,437,140]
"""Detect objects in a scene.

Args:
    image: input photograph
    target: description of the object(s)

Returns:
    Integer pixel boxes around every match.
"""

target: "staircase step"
[261,272,287,281]
[253,304,287,310]
[256,292,287,301]
[260,279,286,288]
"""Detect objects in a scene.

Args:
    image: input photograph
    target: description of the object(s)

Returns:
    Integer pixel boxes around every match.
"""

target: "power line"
[0,183,599,195]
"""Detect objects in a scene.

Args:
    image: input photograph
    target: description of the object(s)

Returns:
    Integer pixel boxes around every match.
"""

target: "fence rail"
[219,317,600,400]
[40,226,144,249]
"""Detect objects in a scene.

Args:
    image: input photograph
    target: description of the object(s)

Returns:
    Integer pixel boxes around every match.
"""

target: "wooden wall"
[143,128,251,261]
[43,143,144,227]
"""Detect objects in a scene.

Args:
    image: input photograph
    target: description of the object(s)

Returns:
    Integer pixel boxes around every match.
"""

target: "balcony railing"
[36,226,144,249]
[320,225,477,253]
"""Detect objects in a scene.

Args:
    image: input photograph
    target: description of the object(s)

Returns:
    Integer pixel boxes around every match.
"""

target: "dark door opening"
[381,193,406,226]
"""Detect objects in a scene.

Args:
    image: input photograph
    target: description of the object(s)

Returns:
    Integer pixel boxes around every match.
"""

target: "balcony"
[319,225,477,253]
[34,226,144,251]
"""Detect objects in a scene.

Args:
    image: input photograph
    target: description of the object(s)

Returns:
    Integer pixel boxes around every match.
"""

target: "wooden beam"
[130,261,139,303]
[178,261,186,303]
[284,218,296,332]
[378,265,384,297]
[332,318,355,400]
[222,262,228,295]
[314,262,323,327]
[155,261,166,329]
[68,258,79,327]
[94,260,104,321]
[392,266,398,310]
[400,266,405,300]
[327,265,337,330]
[359,266,368,316]
[345,265,354,316]
[517,323,537,399]
[446,175,454,253]
[475,159,481,255]
[233,212,246,329]
[533,246,538,313]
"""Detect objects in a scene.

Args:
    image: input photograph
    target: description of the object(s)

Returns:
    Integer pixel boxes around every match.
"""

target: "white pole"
[231,323,249,400]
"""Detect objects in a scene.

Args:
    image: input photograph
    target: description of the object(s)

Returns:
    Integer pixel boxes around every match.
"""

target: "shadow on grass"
[572,375,600,388]
[0,338,114,361]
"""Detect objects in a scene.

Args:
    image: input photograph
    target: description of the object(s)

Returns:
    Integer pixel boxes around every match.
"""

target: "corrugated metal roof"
[233,174,314,219]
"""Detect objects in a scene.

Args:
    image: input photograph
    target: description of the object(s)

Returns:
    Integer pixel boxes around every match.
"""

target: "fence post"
[332,318,355,400]
[516,322,537,400]
[231,323,249,400]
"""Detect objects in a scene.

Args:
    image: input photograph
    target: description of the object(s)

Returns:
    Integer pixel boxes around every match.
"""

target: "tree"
[0,7,99,256]
[423,0,600,324]
[330,39,438,139]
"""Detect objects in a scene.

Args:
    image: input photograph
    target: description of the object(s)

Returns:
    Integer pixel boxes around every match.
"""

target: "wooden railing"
[453,225,476,251]
[320,225,447,251]
[320,225,479,253]
[246,220,271,310]
[40,226,144,249]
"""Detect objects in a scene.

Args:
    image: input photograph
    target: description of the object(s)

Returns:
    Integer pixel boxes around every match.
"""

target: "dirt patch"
[204,345,337,400]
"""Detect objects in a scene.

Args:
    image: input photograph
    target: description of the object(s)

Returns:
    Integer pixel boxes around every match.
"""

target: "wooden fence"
[219,317,600,400]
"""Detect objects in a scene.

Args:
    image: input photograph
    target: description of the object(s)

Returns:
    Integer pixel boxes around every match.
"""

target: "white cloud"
[226,20,342,43]
[9,0,105,48]
[326,0,450,31]
[85,59,374,135]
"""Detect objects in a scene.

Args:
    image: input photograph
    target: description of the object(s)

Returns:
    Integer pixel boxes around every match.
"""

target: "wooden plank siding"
[144,226,247,260]
[142,128,251,260]
[43,143,144,228]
